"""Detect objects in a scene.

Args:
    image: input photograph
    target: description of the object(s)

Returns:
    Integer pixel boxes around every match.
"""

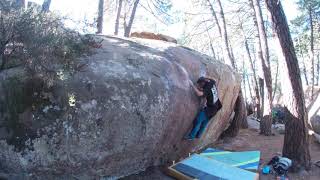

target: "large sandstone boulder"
[0,36,240,179]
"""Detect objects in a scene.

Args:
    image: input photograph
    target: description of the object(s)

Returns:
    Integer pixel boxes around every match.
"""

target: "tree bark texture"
[259,77,272,135]
[124,0,140,37]
[250,0,273,135]
[41,0,51,12]
[97,0,104,34]
[114,0,123,35]
[245,39,261,118]
[242,59,247,101]
[206,0,222,37]
[265,0,311,171]
[297,37,309,85]
[204,17,217,60]
[272,59,279,102]
[216,0,236,69]
[260,115,272,135]
[242,24,261,117]
[252,0,271,68]
[247,74,254,102]
[259,77,265,118]
[309,7,315,100]
[317,53,320,85]
[240,90,249,129]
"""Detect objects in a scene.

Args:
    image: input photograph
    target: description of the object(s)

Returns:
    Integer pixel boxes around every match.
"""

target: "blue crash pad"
[170,154,259,180]
[200,148,260,170]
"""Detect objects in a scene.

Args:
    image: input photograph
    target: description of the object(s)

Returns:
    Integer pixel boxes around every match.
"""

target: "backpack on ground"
[267,156,292,176]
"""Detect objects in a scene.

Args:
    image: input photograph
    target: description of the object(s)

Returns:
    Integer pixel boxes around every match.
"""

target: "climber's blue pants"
[188,110,209,139]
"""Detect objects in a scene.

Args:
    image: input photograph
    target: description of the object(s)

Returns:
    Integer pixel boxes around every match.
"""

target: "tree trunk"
[96,0,104,34]
[229,41,235,61]
[216,0,236,69]
[222,90,247,137]
[248,1,262,119]
[252,0,271,67]
[247,74,254,102]
[272,59,279,102]
[254,83,261,119]
[250,0,273,135]
[297,37,309,85]
[240,90,249,129]
[302,57,309,86]
[265,0,311,171]
[247,43,261,118]
[210,43,217,60]
[258,77,272,135]
[124,0,140,37]
[204,17,217,60]
[259,78,264,117]
[114,0,123,35]
[41,0,51,12]
[260,115,272,135]
[241,23,260,116]
[242,58,247,101]
[206,0,227,63]
[302,58,309,86]
[317,53,320,86]
[309,7,315,100]
[206,0,222,37]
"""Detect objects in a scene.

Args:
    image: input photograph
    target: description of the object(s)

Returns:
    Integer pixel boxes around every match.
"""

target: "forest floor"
[122,121,320,180]
[215,128,320,180]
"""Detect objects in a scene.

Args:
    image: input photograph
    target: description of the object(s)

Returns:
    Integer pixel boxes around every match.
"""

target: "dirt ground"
[122,127,320,180]
[215,128,320,180]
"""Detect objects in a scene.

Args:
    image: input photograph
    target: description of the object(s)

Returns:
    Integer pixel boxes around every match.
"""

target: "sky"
[29,0,299,37]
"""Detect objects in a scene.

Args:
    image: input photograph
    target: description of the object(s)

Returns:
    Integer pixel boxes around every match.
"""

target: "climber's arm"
[189,80,204,97]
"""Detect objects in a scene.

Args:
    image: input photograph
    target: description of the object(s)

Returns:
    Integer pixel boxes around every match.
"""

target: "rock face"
[311,116,320,134]
[0,36,240,179]
[131,32,178,43]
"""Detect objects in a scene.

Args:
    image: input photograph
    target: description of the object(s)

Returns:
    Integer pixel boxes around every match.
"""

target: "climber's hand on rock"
[188,79,194,87]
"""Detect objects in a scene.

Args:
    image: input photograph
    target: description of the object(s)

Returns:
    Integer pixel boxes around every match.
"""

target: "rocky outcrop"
[131,32,177,43]
[0,36,240,179]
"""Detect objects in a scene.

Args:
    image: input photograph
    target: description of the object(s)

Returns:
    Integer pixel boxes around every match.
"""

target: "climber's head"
[196,77,207,88]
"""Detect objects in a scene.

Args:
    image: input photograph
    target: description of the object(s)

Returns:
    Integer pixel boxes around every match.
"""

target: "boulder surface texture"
[0,36,241,179]
[311,116,320,134]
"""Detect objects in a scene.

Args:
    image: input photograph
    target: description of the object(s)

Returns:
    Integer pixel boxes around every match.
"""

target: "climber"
[184,77,222,140]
